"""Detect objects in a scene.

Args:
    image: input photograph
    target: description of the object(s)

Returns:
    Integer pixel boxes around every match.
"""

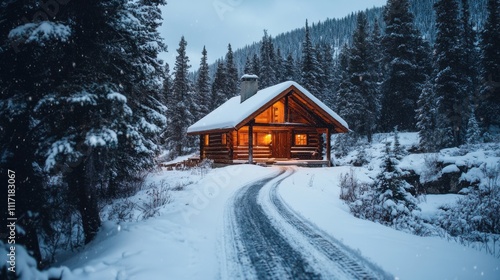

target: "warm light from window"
[295,134,307,145]
[204,135,209,146]
[222,134,227,145]
[264,134,272,145]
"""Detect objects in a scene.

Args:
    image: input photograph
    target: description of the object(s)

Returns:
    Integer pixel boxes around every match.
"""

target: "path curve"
[222,167,392,279]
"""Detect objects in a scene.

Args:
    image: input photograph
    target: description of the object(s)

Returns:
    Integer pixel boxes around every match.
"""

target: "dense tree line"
[1,0,167,265]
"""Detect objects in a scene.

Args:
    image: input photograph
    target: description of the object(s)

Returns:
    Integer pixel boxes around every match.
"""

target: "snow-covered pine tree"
[243,57,253,75]
[0,0,70,261]
[159,63,172,106]
[346,12,378,142]
[211,60,228,110]
[466,108,481,144]
[225,44,239,98]
[10,0,169,247]
[275,48,286,83]
[335,43,354,120]
[317,43,336,109]
[434,0,471,148]
[380,0,431,132]
[416,80,439,152]
[195,46,211,120]
[167,36,194,159]
[300,20,322,96]
[477,0,500,129]
[461,0,480,93]
[251,53,261,78]
[393,126,406,159]
[259,30,277,88]
[284,52,299,81]
[371,140,420,230]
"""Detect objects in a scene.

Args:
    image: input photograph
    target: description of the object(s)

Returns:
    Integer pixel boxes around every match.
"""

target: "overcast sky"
[159,0,387,69]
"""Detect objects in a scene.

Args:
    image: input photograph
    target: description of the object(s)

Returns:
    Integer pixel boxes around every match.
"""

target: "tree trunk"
[70,155,101,244]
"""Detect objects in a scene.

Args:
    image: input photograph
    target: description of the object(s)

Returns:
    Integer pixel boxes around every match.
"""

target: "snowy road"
[223,167,392,279]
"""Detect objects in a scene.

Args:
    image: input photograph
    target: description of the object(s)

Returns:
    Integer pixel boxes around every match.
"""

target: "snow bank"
[278,167,500,280]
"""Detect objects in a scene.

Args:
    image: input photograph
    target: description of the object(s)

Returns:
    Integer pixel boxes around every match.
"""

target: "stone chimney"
[240,74,259,103]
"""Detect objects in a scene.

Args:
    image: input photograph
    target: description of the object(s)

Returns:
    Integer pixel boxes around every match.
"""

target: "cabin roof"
[187,81,349,134]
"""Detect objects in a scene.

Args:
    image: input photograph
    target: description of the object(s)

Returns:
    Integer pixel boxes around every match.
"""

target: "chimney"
[240,74,259,103]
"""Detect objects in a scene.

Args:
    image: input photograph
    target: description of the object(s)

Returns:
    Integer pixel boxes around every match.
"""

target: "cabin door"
[272,131,290,159]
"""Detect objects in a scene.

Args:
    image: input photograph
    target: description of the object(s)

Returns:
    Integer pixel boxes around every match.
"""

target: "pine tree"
[434,0,470,148]
[319,43,336,109]
[335,43,354,117]
[225,44,239,97]
[466,108,481,144]
[461,0,480,91]
[211,60,228,110]
[251,53,260,78]
[380,0,431,132]
[195,46,211,120]
[167,36,194,158]
[275,48,286,83]
[300,20,322,96]
[1,0,168,250]
[346,12,378,142]
[284,53,298,81]
[477,0,500,129]
[369,18,384,118]
[259,30,277,88]
[416,81,439,152]
[244,57,253,75]
[372,140,420,228]
[0,0,64,261]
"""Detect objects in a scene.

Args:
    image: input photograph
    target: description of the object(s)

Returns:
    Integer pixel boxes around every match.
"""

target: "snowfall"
[3,133,500,279]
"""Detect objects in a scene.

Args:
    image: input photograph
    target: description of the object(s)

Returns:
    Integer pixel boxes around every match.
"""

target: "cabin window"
[255,101,285,123]
[239,132,264,146]
[204,135,210,146]
[221,134,227,145]
[239,133,249,146]
[295,134,307,146]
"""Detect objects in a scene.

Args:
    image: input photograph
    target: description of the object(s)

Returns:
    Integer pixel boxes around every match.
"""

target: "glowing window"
[204,135,209,146]
[295,134,307,146]
[239,133,249,146]
[221,134,227,145]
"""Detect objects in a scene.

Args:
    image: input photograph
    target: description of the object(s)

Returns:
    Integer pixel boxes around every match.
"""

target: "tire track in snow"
[223,167,392,279]
[268,167,393,279]
[223,170,320,279]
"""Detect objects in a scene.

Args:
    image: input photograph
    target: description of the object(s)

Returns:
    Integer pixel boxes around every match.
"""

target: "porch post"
[199,134,204,160]
[326,128,331,167]
[284,94,289,122]
[248,122,254,164]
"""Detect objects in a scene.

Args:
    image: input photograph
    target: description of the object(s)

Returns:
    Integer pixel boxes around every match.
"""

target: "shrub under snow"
[345,135,431,235]
[437,162,500,257]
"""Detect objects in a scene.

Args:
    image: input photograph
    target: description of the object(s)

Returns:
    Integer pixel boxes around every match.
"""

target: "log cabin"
[187,75,349,166]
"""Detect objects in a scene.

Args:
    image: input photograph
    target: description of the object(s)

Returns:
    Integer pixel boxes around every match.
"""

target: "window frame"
[294,133,308,146]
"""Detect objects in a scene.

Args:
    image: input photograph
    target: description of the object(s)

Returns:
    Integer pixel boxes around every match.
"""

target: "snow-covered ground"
[7,132,499,279]
[43,163,497,279]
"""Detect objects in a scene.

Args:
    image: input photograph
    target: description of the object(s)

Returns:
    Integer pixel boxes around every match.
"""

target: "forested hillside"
[224,0,488,73]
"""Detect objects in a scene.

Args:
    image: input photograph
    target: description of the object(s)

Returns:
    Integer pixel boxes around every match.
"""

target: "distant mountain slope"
[225,0,487,73]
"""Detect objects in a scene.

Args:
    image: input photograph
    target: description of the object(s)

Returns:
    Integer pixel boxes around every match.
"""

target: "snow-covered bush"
[339,168,369,202]
[438,163,500,257]
[1,242,70,280]
[349,141,430,235]
[108,199,136,223]
[421,153,440,182]
[139,180,172,219]
[191,158,214,177]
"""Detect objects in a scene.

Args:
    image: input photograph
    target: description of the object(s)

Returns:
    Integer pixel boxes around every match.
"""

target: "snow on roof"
[187,81,348,134]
